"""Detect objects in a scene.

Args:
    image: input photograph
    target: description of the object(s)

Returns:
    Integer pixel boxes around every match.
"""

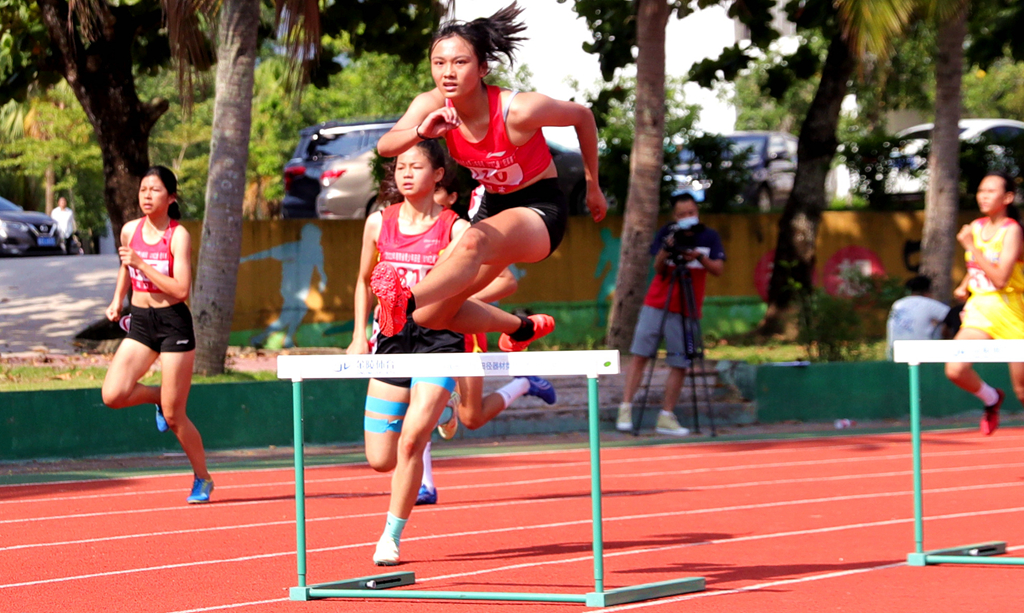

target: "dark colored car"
[282,119,589,219]
[674,131,798,211]
[0,197,64,256]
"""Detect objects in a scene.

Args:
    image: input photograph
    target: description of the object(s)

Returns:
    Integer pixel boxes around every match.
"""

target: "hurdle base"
[907,541,1008,566]
[290,571,416,600]
[586,577,706,607]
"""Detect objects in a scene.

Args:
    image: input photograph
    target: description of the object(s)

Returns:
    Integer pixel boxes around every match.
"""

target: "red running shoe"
[370,262,411,336]
[498,314,555,352]
[981,389,1004,436]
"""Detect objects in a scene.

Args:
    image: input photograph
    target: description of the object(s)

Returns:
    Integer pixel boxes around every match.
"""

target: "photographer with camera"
[616,193,725,436]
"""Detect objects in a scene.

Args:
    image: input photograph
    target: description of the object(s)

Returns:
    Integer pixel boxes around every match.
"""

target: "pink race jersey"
[128,219,178,293]
[376,204,459,289]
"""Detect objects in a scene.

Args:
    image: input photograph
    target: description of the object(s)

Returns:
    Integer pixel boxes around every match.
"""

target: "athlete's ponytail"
[432,2,527,70]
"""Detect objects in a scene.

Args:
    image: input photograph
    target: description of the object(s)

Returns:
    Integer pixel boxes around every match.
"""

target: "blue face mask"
[676,216,699,230]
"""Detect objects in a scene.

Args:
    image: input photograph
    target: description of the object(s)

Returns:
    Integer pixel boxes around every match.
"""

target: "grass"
[705,339,888,364]
[0,364,277,393]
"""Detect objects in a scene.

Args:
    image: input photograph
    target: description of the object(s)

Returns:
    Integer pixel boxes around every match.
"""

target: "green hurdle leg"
[292,379,307,591]
[587,375,605,594]
[905,361,1015,568]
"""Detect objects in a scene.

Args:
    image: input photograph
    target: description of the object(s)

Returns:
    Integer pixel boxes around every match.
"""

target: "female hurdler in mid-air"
[370,1,608,351]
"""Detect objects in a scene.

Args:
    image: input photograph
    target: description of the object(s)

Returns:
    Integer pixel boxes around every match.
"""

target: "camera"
[664,220,704,258]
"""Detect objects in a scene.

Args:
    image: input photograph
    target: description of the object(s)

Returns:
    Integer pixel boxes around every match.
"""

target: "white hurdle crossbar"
[893,340,1024,567]
[278,350,705,606]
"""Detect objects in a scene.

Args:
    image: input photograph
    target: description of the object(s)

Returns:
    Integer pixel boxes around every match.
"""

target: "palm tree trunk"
[919,9,967,303]
[761,35,856,335]
[606,0,671,351]
[191,0,259,375]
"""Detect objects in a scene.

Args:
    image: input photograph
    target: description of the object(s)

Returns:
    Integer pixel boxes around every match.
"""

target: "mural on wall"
[594,227,621,303]
[239,223,327,348]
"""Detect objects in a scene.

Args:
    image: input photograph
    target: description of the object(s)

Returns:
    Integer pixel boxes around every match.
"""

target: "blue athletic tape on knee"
[411,376,456,392]
[364,416,403,433]
[364,396,409,417]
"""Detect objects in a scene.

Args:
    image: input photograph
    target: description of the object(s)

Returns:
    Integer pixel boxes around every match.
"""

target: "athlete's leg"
[364,379,409,472]
[945,327,995,395]
[413,208,549,308]
[158,350,210,480]
[101,339,161,408]
[389,379,450,520]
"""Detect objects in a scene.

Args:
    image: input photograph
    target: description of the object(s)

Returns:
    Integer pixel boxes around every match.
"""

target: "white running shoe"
[437,391,460,440]
[373,536,400,566]
[616,403,633,432]
[655,411,690,437]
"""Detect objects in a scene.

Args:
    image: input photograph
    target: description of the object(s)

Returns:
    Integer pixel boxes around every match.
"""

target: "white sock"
[420,442,434,490]
[619,401,632,411]
[975,383,1000,406]
[659,410,674,417]
[496,377,531,409]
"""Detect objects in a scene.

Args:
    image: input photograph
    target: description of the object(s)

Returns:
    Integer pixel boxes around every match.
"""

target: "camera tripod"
[631,257,717,437]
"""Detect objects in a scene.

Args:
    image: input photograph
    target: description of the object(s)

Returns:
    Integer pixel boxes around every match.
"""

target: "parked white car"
[890,118,1024,196]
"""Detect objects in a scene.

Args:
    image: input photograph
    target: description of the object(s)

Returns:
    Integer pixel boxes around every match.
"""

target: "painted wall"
[182,210,974,345]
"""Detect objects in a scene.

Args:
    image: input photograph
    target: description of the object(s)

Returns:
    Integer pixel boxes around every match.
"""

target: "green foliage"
[962,58,1024,123]
[798,270,905,362]
[576,75,699,212]
[837,128,914,210]
[682,132,755,212]
[0,84,106,236]
[724,38,821,135]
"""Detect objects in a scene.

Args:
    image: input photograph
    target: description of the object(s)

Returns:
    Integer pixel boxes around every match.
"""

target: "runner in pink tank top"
[101,166,213,504]
[371,3,608,352]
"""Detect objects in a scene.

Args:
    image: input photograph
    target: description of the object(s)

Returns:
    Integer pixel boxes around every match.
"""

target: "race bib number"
[470,163,525,190]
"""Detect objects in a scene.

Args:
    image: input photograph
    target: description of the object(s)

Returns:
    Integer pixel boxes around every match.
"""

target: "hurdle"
[277,350,706,606]
[893,339,1024,567]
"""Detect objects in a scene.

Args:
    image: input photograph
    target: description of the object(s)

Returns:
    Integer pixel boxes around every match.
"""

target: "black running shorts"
[472,178,568,256]
[126,303,196,353]
[373,318,464,388]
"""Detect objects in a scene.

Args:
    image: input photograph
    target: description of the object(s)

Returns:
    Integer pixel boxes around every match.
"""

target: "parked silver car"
[0,197,64,256]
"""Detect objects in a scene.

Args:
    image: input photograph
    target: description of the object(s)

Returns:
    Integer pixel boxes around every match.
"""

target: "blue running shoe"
[155,404,169,433]
[524,376,556,405]
[187,476,214,504]
[415,484,437,506]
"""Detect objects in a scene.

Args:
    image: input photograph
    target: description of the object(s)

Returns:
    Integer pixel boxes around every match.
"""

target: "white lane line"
[3,482,1023,591]
[5,429,1013,498]
[5,441,1019,518]
[6,459,1024,548]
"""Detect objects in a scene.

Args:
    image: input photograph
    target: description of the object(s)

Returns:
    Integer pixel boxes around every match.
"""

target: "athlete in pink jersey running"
[371,2,607,352]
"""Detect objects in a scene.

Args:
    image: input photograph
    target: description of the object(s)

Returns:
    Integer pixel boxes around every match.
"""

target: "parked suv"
[674,131,798,211]
[0,196,64,256]
[282,120,589,219]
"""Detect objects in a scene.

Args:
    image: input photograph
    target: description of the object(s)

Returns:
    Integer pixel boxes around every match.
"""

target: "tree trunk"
[606,0,671,351]
[44,164,55,214]
[191,0,259,375]
[761,35,856,335]
[36,0,167,243]
[919,9,967,303]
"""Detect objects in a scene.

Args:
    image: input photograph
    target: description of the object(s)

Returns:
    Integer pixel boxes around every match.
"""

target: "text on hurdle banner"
[277,350,621,381]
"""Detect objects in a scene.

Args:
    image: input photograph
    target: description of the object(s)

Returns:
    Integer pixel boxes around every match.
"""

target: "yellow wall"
[184,211,974,332]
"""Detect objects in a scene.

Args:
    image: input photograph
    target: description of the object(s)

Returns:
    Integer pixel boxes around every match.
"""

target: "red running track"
[1,428,1023,612]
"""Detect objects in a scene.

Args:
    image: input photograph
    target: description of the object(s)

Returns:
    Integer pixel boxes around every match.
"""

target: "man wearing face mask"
[616,193,726,436]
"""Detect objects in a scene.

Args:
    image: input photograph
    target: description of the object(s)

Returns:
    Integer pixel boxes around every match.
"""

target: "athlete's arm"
[960,222,1023,289]
[378,90,458,157]
[506,91,608,222]
[346,212,383,355]
[106,223,135,321]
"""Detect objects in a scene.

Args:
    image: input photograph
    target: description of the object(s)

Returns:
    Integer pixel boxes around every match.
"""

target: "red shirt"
[376,204,459,289]
[443,85,553,194]
[128,219,178,293]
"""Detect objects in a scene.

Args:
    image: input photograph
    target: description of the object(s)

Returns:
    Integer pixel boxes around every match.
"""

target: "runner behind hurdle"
[946,170,1024,435]
[347,140,553,565]
[370,1,608,351]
